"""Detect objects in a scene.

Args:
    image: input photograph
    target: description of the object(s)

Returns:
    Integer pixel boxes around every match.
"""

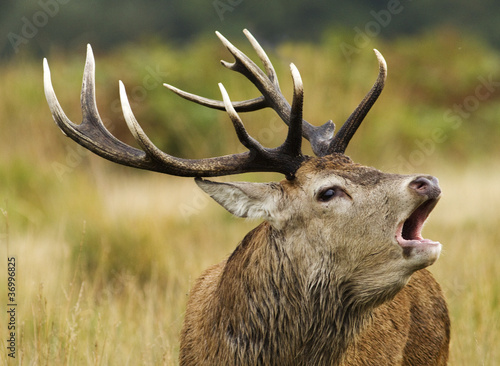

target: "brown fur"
[180,156,450,365]
[342,269,450,365]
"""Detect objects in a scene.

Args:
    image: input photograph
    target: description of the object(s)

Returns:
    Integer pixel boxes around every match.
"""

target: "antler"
[44,30,386,179]
[44,44,306,179]
[165,29,386,156]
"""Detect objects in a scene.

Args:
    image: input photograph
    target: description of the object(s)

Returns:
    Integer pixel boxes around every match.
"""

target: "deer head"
[43,30,443,365]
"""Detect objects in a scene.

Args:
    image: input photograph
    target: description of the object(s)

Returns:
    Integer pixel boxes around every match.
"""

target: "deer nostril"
[410,177,431,191]
[409,176,441,198]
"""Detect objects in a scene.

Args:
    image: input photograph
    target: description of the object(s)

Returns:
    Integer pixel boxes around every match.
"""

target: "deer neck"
[215,221,374,365]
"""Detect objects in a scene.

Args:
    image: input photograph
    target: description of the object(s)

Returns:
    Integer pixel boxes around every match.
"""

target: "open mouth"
[396,198,441,249]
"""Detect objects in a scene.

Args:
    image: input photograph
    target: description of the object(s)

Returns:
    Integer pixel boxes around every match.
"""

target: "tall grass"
[1,29,500,364]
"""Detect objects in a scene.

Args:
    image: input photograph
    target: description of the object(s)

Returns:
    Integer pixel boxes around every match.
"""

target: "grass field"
[1,29,500,365]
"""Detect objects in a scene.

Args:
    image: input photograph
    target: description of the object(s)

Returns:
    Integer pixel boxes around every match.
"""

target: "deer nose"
[409,176,441,199]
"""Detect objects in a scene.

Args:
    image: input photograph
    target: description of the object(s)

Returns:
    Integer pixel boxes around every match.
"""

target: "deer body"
[43,29,450,365]
[182,263,448,366]
[180,156,449,365]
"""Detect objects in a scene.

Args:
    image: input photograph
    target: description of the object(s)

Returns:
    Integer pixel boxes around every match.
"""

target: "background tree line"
[1,0,500,60]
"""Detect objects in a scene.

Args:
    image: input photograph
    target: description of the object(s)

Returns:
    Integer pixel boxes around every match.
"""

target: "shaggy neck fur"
[207,222,379,366]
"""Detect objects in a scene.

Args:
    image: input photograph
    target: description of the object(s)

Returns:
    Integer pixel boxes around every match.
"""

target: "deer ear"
[195,178,283,221]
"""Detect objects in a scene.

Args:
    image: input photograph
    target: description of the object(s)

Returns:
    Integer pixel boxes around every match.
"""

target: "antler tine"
[163,83,268,112]
[242,28,281,91]
[282,63,304,157]
[218,83,267,154]
[326,49,387,155]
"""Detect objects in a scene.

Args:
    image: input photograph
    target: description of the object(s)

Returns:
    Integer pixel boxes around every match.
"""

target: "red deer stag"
[44,30,450,365]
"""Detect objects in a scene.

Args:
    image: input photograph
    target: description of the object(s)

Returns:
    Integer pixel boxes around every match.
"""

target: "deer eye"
[317,186,346,202]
